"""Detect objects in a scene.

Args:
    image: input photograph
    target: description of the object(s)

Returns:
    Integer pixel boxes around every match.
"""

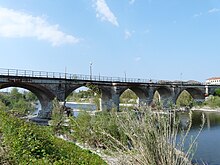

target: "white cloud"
[129,0,135,5]
[0,7,80,46]
[124,30,132,39]
[94,0,119,27]
[208,8,220,13]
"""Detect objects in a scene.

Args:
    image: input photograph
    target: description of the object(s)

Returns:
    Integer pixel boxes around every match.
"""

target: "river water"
[179,110,220,165]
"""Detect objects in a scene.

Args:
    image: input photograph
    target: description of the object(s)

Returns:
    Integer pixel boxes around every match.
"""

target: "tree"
[24,91,38,102]
[176,90,193,107]
[0,88,37,116]
[120,89,138,104]
[214,88,220,97]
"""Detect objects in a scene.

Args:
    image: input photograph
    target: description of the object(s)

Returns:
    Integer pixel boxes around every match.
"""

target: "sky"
[0,0,220,82]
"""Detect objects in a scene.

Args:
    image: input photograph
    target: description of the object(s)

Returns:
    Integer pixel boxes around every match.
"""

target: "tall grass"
[70,108,204,165]
[109,110,203,165]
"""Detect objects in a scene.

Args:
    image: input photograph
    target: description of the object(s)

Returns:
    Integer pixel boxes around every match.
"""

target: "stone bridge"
[0,68,218,118]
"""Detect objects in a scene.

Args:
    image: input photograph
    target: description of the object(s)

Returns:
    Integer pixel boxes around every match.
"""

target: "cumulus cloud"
[208,8,220,13]
[0,7,80,46]
[94,0,119,26]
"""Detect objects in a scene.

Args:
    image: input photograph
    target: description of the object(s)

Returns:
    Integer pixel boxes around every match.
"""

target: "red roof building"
[206,77,220,85]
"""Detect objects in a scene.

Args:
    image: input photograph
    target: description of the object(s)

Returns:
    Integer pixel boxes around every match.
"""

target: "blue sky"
[0,0,220,82]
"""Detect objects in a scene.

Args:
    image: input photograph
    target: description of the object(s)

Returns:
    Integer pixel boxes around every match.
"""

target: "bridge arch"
[0,82,55,118]
[175,90,193,107]
[65,83,112,111]
[175,88,205,104]
[153,86,174,107]
[119,88,138,110]
[119,87,149,107]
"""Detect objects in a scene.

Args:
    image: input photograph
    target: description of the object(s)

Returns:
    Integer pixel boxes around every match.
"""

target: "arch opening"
[0,83,55,118]
[0,87,40,116]
[152,87,173,109]
[176,90,193,108]
[120,89,138,111]
[66,85,101,111]
[179,88,205,105]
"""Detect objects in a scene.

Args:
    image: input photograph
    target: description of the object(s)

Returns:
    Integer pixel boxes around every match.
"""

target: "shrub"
[203,96,220,108]
[0,110,106,165]
[214,88,220,97]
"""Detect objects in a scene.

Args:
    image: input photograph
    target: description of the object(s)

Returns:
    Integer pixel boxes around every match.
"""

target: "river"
[179,110,220,165]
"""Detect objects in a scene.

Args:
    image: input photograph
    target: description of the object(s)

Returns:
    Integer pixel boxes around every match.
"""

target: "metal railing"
[0,68,156,83]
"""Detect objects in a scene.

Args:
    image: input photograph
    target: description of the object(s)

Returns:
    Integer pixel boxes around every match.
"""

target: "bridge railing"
[0,68,156,83]
[0,68,206,85]
[0,68,157,83]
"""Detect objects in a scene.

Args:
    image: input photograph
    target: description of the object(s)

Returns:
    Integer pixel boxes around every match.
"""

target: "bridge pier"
[100,86,120,111]
[160,97,176,108]
[138,98,150,107]
[100,96,120,111]
[38,100,53,119]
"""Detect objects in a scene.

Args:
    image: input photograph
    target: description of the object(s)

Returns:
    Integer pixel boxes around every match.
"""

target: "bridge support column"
[138,97,154,108]
[138,98,149,107]
[132,87,154,110]
[205,85,209,96]
[100,86,120,111]
[37,99,53,119]
[161,97,175,108]
[100,94,120,111]
[160,87,176,109]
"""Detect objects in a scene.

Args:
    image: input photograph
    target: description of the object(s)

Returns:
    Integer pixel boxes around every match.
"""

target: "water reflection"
[181,111,220,130]
[178,110,220,165]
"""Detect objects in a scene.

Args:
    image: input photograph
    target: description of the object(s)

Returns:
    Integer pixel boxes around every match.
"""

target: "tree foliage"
[0,88,37,116]
[214,88,220,97]
[176,90,193,107]
[120,89,138,104]
[203,95,220,108]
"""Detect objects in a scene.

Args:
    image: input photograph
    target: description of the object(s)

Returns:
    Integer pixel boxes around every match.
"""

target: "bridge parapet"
[0,68,155,83]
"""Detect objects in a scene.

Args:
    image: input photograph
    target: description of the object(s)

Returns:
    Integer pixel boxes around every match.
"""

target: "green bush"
[0,110,106,165]
[0,88,36,116]
[214,88,220,97]
[69,111,127,150]
[203,96,220,108]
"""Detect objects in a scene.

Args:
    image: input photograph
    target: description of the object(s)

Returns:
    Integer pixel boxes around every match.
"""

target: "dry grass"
[99,109,204,165]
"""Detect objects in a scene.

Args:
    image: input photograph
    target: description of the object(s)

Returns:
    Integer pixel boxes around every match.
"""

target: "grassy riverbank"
[0,109,106,164]
[60,109,199,165]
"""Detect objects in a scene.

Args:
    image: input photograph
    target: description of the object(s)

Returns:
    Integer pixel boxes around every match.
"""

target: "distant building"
[206,77,220,85]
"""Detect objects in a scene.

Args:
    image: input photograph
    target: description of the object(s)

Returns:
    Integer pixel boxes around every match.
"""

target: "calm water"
[179,111,220,165]
[65,102,96,111]
[65,102,96,117]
